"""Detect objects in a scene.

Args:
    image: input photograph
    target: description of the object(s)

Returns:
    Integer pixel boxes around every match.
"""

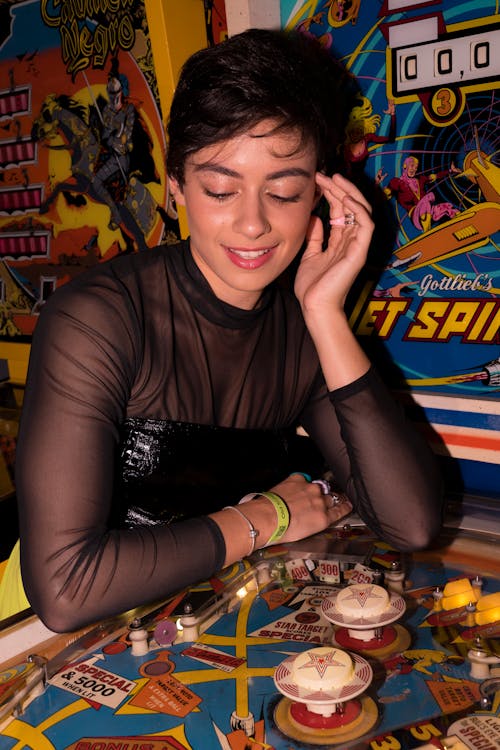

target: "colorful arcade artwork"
[1,526,500,749]
[282,0,500,399]
[0,0,177,339]
[281,0,500,493]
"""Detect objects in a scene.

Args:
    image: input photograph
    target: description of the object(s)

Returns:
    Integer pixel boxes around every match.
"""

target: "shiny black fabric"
[117,418,323,527]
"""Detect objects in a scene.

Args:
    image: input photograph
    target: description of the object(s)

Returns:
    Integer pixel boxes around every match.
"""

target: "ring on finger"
[329,212,357,227]
[312,478,331,495]
[326,492,341,508]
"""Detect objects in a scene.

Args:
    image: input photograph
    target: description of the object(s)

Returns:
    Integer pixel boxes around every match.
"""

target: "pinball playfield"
[1,503,499,750]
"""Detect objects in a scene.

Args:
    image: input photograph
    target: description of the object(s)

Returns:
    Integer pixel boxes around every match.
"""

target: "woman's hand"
[213,474,353,566]
[294,172,374,316]
[267,473,353,544]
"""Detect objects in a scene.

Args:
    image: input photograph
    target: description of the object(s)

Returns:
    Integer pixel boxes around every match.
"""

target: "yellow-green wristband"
[259,491,290,545]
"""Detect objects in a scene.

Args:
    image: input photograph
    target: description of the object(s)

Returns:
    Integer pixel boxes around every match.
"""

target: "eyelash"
[203,189,301,204]
[204,189,233,202]
[271,194,301,204]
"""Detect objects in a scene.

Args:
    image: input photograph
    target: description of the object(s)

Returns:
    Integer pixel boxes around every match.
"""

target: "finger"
[312,478,332,494]
[329,173,373,213]
[316,174,372,236]
[310,481,349,516]
[301,214,324,262]
[321,202,372,262]
[323,489,346,508]
[321,193,372,239]
[342,195,374,238]
[316,172,344,225]
[288,472,312,483]
[326,496,353,524]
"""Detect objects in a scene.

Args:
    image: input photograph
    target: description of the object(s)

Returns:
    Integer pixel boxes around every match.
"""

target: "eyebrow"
[191,163,313,180]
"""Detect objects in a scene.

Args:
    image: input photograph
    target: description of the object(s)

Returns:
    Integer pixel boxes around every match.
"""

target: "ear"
[168,175,185,206]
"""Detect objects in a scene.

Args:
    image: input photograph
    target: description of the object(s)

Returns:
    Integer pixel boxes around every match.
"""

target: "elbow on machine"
[23,577,95,634]
[384,505,444,553]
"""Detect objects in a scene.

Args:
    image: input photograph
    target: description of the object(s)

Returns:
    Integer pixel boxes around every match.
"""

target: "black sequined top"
[16,240,442,631]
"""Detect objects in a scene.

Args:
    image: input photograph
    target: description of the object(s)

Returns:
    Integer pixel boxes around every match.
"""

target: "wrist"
[303,305,350,337]
[238,492,290,548]
[304,315,370,390]
[222,504,258,556]
[253,492,290,545]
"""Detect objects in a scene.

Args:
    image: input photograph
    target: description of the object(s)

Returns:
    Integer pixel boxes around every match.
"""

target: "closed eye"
[269,193,301,204]
[203,188,302,204]
[204,188,235,201]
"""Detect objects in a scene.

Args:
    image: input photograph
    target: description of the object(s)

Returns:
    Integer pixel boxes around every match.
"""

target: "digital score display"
[386,18,500,125]
[393,25,499,95]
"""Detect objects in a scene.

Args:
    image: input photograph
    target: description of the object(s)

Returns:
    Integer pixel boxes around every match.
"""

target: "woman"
[12,29,442,632]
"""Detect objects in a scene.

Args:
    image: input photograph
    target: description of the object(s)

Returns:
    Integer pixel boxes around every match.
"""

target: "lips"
[225,245,276,270]
[230,248,270,259]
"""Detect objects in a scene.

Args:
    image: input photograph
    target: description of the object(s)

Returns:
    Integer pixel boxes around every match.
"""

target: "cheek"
[289,204,315,234]
[184,201,220,233]
[279,191,316,229]
[279,211,312,255]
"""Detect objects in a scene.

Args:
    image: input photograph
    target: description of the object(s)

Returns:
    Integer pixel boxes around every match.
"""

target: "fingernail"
[290,472,312,482]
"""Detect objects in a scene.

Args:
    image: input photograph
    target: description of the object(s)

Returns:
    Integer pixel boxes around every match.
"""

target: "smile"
[224,244,277,271]
[228,247,271,259]
[225,245,276,271]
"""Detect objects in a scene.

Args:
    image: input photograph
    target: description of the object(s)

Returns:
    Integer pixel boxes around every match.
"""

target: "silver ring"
[312,478,331,495]
[323,492,342,508]
[329,214,357,227]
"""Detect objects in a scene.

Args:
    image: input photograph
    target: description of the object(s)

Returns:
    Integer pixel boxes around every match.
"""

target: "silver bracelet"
[223,505,259,556]
[239,493,259,504]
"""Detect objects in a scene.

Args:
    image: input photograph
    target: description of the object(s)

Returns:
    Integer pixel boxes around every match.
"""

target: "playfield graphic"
[282,0,500,399]
[2,532,500,750]
[0,0,175,338]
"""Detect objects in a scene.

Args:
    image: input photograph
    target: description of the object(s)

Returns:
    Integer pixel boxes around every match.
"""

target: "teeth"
[230,248,270,259]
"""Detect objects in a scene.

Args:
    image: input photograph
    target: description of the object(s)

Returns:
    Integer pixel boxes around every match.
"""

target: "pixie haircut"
[167,28,353,185]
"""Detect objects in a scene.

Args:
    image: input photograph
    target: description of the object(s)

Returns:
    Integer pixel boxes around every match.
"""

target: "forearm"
[19,504,225,633]
[17,400,227,632]
[304,306,370,390]
[328,369,443,549]
[300,364,443,552]
[210,496,278,566]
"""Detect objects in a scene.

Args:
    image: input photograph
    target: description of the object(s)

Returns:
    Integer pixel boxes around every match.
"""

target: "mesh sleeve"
[16,284,226,633]
[301,367,443,550]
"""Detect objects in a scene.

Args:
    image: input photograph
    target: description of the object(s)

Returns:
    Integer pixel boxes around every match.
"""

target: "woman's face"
[169,122,318,309]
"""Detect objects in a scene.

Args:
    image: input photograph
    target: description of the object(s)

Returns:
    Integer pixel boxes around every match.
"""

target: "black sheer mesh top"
[16,241,442,629]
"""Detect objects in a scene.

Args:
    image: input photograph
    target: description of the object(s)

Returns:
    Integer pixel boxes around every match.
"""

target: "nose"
[233,192,271,238]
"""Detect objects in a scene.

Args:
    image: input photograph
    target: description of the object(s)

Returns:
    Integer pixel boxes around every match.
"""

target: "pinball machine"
[0,499,499,750]
[1,1,499,748]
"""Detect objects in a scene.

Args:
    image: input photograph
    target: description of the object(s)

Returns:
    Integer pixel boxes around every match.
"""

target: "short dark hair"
[166,28,354,185]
